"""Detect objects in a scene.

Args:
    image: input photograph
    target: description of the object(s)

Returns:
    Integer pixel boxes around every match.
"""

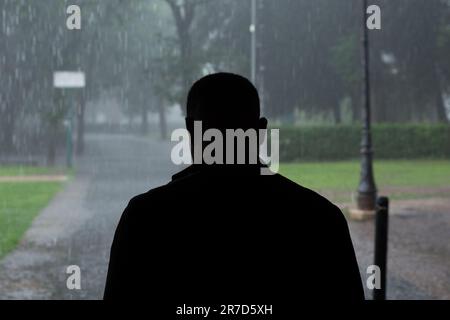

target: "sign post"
[53,71,85,89]
[53,71,85,168]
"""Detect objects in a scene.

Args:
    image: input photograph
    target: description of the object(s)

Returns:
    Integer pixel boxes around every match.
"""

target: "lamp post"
[356,0,377,214]
[250,0,265,114]
[250,0,256,84]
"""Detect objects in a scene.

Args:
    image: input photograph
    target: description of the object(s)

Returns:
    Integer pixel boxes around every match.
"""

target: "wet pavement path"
[0,133,448,299]
[0,133,177,299]
[349,202,450,300]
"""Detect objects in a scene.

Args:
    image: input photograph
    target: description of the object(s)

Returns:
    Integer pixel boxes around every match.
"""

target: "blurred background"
[0,0,449,299]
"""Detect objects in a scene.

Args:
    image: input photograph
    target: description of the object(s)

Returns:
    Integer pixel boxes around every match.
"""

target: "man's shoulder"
[127,184,171,207]
[128,171,340,204]
[269,173,347,223]
[122,171,345,223]
[123,176,194,213]
[271,173,338,205]
[115,183,173,228]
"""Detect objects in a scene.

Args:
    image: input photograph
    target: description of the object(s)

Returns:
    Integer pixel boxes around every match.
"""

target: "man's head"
[185,73,268,167]
[186,73,267,131]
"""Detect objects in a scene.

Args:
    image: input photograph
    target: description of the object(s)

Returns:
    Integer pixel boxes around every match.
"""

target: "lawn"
[0,166,69,176]
[0,167,67,259]
[279,160,450,202]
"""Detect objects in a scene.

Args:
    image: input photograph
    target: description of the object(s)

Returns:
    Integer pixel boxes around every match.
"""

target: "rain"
[0,0,449,301]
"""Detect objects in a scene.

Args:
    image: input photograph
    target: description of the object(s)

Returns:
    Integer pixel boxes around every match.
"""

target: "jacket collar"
[172,163,267,181]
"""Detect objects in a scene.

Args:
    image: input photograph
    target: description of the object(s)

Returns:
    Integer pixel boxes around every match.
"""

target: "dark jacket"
[104,165,364,302]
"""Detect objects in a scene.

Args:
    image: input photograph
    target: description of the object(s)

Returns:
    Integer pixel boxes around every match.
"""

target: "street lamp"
[250,0,265,114]
[250,0,256,84]
[355,0,377,215]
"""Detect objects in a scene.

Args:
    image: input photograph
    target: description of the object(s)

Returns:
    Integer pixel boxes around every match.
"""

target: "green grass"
[279,160,450,201]
[0,166,71,177]
[0,166,69,259]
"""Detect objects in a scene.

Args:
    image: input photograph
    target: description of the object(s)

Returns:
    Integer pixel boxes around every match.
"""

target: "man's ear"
[258,117,268,130]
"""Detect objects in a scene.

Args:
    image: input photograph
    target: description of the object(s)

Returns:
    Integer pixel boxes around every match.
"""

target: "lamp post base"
[349,208,375,221]
[357,190,377,211]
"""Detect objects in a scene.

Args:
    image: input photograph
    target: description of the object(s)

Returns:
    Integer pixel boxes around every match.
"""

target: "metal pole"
[258,0,265,116]
[357,0,377,211]
[250,0,256,84]
[373,196,389,300]
[66,117,73,168]
[64,91,73,169]
[76,90,85,155]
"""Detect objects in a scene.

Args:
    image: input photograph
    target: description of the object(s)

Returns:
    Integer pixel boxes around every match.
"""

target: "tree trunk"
[333,103,341,124]
[434,63,449,123]
[158,102,168,140]
[434,86,448,123]
[47,123,57,166]
[0,105,15,154]
[141,106,149,135]
[166,0,195,116]
[350,87,361,124]
[179,29,192,116]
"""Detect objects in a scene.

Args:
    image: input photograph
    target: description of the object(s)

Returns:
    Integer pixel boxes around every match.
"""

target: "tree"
[163,0,214,113]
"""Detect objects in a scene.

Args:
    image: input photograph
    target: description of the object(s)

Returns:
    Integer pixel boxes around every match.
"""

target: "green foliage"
[330,35,360,88]
[278,124,450,161]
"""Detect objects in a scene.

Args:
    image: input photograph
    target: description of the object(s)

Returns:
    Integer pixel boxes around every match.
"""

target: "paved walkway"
[348,198,450,300]
[0,134,177,299]
[0,133,448,299]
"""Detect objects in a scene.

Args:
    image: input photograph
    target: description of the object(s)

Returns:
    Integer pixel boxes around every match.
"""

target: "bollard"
[373,196,389,300]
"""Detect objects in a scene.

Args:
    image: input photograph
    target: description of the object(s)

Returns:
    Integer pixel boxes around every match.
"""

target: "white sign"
[53,71,85,88]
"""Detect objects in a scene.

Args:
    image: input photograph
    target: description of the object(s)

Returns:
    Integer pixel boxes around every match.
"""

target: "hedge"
[276,124,450,161]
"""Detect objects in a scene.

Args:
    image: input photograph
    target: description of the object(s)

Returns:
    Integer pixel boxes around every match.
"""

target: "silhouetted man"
[104,73,364,303]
